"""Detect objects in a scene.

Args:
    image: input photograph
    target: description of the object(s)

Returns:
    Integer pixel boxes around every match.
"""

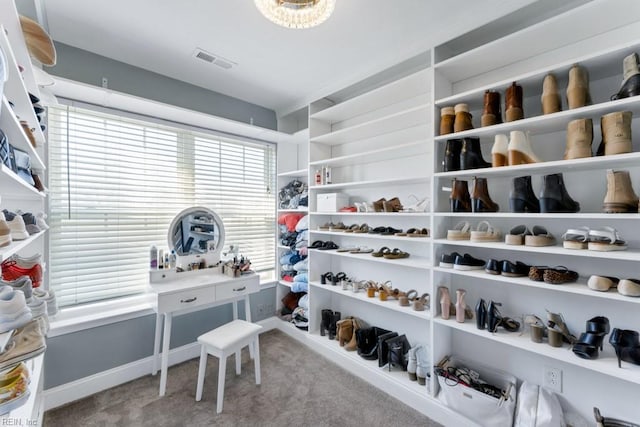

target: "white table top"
[148,269,259,295]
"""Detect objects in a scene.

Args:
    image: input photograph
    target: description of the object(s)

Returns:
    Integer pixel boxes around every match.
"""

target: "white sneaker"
[0,288,32,333]
[33,288,57,316]
[1,211,28,241]
[35,213,49,230]
[0,277,33,302]
[0,217,11,248]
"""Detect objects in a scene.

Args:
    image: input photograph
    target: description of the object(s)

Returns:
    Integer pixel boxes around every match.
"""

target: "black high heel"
[475,299,487,330]
[320,272,333,285]
[573,316,610,360]
[609,328,640,368]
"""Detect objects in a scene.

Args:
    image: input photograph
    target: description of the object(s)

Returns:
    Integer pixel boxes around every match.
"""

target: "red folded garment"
[278,213,306,232]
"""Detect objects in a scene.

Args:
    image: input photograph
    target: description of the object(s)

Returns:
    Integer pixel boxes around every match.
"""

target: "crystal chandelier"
[255,0,336,29]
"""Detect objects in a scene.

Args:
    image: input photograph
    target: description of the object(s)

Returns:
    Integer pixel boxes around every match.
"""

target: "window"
[48,105,276,307]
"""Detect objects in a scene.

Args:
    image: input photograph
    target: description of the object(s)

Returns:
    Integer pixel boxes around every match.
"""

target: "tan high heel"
[439,286,453,320]
[413,293,430,311]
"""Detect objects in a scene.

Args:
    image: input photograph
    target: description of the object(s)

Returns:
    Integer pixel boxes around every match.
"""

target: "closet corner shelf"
[308,139,430,169]
[310,176,430,191]
[432,212,640,220]
[432,267,640,305]
[0,230,46,262]
[433,317,640,386]
[278,280,293,288]
[311,212,430,218]
[309,248,430,269]
[432,238,640,262]
[277,169,308,178]
[311,230,432,243]
[0,165,47,198]
[309,281,432,320]
[434,151,640,179]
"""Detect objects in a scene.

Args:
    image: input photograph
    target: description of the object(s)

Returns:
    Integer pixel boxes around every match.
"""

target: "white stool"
[195,319,263,413]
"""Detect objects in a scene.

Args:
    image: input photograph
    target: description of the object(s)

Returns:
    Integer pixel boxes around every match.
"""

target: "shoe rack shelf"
[0,230,45,262]
[309,248,431,270]
[432,267,640,306]
[278,280,293,289]
[311,230,432,243]
[310,176,430,191]
[276,208,308,214]
[433,212,640,220]
[0,165,45,198]
[433,238,640,262]
[309,140,429,169]
[277,168,308,178]
[309,281,432,320]
[433,318,640,386]
[311,212,430,218]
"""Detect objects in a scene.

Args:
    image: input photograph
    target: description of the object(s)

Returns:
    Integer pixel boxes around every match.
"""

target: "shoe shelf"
[310,281,432,320]
[433,2,639,82]
[0,25,45,147]
[278,280,293,289]
[434,152,640,179]
[432,238,640,262]
[310,176,430,191]
[0,230,46,262]
[310,105,430,146]
[0,165,46,198]
[433,317,640,386]
[311,212,430,218]
[277,208,308,213]
[0,97,46,170]
[277,168,308,178]
[309,248,430,270]
[310,69,430,123]
[433,212,640,220]
[309,139,430,169]
[432,267,640,305]
[1,353,44,422]
[311,230,431,243]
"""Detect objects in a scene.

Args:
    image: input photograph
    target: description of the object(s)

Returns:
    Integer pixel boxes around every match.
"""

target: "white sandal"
[470,221,501,242]
[562,226,589,249]
[400,195,430,213]
[588,227,628,252]
[447,221,470,241]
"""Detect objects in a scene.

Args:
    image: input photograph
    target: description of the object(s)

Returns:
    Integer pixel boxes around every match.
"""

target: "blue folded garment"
[279,251,302,265]
[291,281,308,293]
[293,272,308,283]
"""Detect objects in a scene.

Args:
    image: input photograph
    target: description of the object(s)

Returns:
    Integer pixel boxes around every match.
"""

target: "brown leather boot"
[541,73,561,115]
[453,103,473,133]
[505,82,524,122]
[603,169,639,213]
[567,64,591,109]
[440,106,455,135]
[450,179,471,212]
[471,177,499,213]
[600,111,633,156]
[564,118,593,160]
[481,90,502,127]
[383,197,403,212]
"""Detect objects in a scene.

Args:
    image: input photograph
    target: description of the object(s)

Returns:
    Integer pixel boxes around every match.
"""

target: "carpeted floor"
[44,329,442,427]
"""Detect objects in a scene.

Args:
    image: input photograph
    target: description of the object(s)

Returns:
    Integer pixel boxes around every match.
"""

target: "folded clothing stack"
[279,179,308,210]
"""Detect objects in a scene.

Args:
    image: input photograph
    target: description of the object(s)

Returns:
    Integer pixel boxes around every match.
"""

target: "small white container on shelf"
[316,193,348,212]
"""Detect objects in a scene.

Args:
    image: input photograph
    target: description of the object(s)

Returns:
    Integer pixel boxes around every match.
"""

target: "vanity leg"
[152,313,162,375]
[159,313,172,396]
[244,297,255,360]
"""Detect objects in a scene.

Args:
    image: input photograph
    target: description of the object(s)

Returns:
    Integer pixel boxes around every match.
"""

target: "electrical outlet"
[543,366,562,393]
[101,77,108,88]
[257,304,265,314]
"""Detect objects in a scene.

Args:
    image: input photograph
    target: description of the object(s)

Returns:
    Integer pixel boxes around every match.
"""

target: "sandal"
[343,224,360,233]
[447,221,470,240]
[524,225,556,247]
[353,223,371,233]
[365,281,378,297]
[525,315,546,343]
[505,224,531,245]
[372,246,391,258]
[309,240,325,249]
[378,281,395,300]
[329,222,347,231]
[320,272,334,285]
[588,227,628,252]
[399,195,429,213]
[317,241,339,251]
[470,221,501,242]
[383,197,403,212]
[547,310,577,347]
[562,226,589,249]
[399,289,418,307]
[407,228,429,238]
[413,293,429,311]
[349,246,374,254]
[383,248,410,259]
[318,223,334,231]
[337,246,358,253]
[395,228,417,236]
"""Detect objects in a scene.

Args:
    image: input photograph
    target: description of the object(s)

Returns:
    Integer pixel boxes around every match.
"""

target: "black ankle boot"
[460,137,491,170]
[509,175,540,213]
[443,139,462,172]
[573,316,610,360]
[539,173,580,213]
[609,328,640,368]
[320,309,333,336]
[611,53,640,100]
[329,311,341,340]
[475,299,487,330]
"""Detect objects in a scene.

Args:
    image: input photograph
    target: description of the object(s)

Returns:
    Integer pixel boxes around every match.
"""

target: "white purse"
[514,381,565,427]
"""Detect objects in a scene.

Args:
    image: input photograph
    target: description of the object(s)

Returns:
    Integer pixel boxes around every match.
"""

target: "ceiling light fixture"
[255,0,336,29]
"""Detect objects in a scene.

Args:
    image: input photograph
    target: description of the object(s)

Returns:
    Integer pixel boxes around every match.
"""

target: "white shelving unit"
[0,1,49,423]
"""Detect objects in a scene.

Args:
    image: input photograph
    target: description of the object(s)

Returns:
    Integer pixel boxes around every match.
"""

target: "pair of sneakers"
[0,286,33,334]
[0,210,49,245]
[1,254,44,289]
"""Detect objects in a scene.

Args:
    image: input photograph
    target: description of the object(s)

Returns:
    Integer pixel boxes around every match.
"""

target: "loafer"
[618,279,640,297]
[501,260,531,277]
[587,275,619,292]
[543,267,579,284]
[484,259,502,275]
[454,253,485,271]
[439,252,461,268]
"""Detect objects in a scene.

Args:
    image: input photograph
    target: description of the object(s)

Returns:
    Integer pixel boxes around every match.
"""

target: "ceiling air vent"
[193,48,237,70]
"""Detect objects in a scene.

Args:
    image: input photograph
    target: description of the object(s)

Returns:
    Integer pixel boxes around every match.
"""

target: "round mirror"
[167,207,225,261]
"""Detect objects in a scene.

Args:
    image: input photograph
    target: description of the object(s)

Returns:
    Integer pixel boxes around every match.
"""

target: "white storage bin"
[316,193,349,212]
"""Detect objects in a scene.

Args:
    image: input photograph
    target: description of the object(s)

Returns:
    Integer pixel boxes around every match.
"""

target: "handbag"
[376,331,398,367]
[10,145,35,186]
[385,334,411,371]
[514,381,565,427]
[356,326,391,360]
[436,356,517,427]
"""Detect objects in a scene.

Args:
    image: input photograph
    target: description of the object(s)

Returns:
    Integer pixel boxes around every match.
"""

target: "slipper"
[505,225,531,245]
[372,247,391,258]
[588,227,627,252]
[447,221,470,240]
[562,226,589,249]
[407,228,429,238]
[349,247,374,254]
[383,248,410,259]
[317,241,339,251]
[525,225,556,247]
[470,221,501,242]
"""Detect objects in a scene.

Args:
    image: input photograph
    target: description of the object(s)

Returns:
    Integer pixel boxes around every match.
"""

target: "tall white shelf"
[275,1,640,425]
[0,1,48,424]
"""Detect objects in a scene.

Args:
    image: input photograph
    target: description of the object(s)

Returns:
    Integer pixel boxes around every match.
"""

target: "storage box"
[316,193,349,212]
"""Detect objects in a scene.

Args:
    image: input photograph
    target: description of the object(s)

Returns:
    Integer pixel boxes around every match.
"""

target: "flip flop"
[372,247,391,258]
[383,248,410,259]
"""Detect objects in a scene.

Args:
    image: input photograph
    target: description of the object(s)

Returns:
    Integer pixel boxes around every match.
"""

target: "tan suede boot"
[505,82,524,122]
[440,106,455,135]
[603,169,639,213]
[481,90,502,127]
[600,111,633,155]
[453,103,473,133]
[564,118,593,160]
[541,73,561,114]
[567,64,591,109]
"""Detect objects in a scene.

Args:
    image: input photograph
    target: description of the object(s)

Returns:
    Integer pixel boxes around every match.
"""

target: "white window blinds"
[47,105,276,307]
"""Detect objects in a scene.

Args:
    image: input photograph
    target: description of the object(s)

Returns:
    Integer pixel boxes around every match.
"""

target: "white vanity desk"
[148,269,260,396]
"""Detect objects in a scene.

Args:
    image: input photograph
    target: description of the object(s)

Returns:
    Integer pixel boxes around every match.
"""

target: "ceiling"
[39,0,539,116]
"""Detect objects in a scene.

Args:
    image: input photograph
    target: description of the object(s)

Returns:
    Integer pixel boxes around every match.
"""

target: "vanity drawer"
[157,286,216,313]
[216,278,259,301]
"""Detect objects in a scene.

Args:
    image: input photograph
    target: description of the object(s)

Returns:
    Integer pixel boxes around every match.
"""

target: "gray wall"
[47,42,277,130]
[44,287,276,389]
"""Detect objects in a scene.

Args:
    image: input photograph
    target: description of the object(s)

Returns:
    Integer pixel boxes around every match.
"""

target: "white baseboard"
[43,320,280,412]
